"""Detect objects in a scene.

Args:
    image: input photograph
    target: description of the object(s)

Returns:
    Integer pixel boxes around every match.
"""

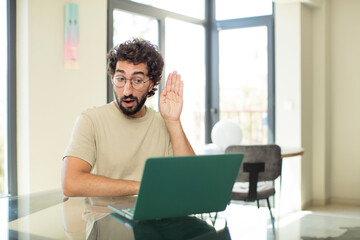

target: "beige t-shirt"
[64,102,173,181]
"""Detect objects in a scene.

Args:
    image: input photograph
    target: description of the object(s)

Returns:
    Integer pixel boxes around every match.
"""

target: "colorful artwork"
[64,3,79,70]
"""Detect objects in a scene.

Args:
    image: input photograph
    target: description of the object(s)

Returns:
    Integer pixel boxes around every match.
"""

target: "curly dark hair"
[107,38,164,97]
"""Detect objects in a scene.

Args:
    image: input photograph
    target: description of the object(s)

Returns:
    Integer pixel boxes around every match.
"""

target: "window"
[219,26,270,144]
[213,0,274,145]
[165,18,205,145]
[130,0,205,19]
[215,0,272,20]
[108,0,274,147]
[113,9,158,45]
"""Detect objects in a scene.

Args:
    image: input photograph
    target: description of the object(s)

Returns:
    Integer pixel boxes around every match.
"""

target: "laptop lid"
[126,153,243,221]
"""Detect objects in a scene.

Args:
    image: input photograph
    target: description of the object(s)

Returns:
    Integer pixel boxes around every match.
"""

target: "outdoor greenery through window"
[0,0,7,195]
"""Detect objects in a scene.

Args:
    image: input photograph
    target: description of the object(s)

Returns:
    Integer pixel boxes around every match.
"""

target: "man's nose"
[123,80,133,95]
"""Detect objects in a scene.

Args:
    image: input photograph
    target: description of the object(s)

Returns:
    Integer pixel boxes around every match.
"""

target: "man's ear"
[148,81,154,93]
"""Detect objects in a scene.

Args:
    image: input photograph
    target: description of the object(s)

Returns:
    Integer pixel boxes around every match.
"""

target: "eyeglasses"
[113,75,150,90]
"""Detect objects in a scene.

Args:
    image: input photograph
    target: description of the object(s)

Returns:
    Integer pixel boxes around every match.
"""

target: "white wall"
[276,0,360,209]
[329,0,360,204]
[312,0,331,206]
[300,3,314,208]
[17,0,107,194]
[275,2,303,213]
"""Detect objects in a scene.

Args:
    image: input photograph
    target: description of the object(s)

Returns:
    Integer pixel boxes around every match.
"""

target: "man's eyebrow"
[115,69,145,76]
[133,71,145,76]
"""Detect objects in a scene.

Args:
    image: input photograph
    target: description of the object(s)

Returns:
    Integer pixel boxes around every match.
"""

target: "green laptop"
[108,153,243,221]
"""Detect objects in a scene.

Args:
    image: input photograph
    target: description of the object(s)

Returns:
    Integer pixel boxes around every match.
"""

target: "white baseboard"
[329,198,360,206]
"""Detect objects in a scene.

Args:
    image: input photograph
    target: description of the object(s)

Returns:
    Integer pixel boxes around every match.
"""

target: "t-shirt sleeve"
[63,112,97,167]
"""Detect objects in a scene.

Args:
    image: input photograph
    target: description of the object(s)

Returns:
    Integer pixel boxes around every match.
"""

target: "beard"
[114,90,148,116]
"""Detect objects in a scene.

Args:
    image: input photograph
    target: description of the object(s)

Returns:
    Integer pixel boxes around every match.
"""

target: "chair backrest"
[225,144,282,182]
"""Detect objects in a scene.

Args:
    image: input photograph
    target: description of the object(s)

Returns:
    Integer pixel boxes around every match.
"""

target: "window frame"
[107,0,275,145]
[216,13,275,144]
[6,0,17,196]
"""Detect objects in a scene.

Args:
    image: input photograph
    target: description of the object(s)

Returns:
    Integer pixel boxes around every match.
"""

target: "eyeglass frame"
[112,74,151,90]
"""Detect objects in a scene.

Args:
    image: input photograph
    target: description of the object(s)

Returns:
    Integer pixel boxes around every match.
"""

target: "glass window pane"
[219,27,268,144]
[130,0,205,20]
[216,0,272,20]
[165,18,205,147]
[112,9,159,109]
[0,0,7,195]
[113,9,158,46]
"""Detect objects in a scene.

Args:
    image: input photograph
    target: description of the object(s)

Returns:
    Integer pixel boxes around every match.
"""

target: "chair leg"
[266,198,274,220]
[266,197,275,233]
[257,200,260,208]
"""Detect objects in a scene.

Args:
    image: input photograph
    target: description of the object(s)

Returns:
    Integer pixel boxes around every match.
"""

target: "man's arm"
[159,71,195,156]
[62,156,140,197]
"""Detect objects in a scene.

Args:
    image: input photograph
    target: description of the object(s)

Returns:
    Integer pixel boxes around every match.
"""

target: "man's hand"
[158,71,195,156]
[159,71,183,122]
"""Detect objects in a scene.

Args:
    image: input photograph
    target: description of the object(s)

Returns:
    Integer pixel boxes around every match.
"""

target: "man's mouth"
[122,98,136,107]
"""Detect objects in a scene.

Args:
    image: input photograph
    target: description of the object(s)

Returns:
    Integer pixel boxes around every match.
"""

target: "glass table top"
[1,190,233,239]
[4,190,357,239]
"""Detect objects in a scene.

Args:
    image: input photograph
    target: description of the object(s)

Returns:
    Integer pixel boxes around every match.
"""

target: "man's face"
[112,61,154,118]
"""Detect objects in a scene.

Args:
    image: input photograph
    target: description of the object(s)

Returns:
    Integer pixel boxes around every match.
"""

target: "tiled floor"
[300,204,360,240]
[222,202,360,240]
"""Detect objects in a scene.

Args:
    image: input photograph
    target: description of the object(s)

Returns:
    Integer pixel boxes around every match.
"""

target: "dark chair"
[225,144,282,225]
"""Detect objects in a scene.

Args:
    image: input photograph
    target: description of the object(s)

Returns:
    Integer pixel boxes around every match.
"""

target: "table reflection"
[62,196,229,240]
[87,214,230,240]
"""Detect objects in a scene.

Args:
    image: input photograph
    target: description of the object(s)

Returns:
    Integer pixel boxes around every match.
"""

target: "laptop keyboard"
[124,208,135,215]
